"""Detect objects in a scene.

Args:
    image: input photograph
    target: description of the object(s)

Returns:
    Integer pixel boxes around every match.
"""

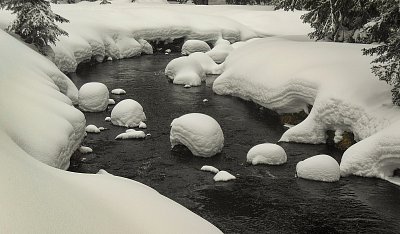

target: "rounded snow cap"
[111,99,146,127]
[78,82,109,112]
[296,154,340,182]
[247,143,287,165]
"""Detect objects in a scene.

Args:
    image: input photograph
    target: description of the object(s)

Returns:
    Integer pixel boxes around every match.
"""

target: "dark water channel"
[69,54,400,234]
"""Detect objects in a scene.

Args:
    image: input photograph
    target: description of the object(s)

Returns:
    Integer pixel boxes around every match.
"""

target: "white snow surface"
[111,88,126,95]
[85,124,101,133]
[213,171,236,182]
[188,52,223,75]
[247,143,287,165]
[296,155,340,182]
[115,130,146,140]
[206,43,234,64]
[201,165,219,174]
[212,37,400,183]
[79,146,93,154]
[170,113,224,157]
[165,56,205,86]
[108,98,116,105]
[105,116,111,121]
[182,40,211,55]
[111,99,146,127]
[78,82,109,112]
[139,121,147,129]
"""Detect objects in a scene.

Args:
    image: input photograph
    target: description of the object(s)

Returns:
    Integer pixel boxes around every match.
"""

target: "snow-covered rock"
[188,52,223,75]
[181,40,211,55]
[78,82,109,112]
[138,39,153,55]
[206,44,234,64]
[214,38,231,47]
[296,155,340,182]
[111,88,126,95]
[108,99,116,105]
[85,124,101,133]
[79,146,93,154]
[170,113,224,157]
[111,99,146,127]
[98,127,106,131]
[139,121,147,129]
[201,165,219,174]
[115,130,146,140]
[184,84,192,88]
[165,56,205,86]
[105,116,111,122]
[213,171,236,182]
[246,143,287,165]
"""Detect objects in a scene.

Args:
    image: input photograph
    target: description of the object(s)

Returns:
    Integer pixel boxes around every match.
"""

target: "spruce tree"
[0,0,69,55]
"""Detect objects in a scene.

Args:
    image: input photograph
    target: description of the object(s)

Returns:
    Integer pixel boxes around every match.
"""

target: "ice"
[165,56,205,86]
[206,44,234,64]
[201,165,219,174]
[108,99,116,105]
[111,88,126,95]
[181,40,211,55]
[105,116,111,121]
[78,82,109,112]
[111,99,146,127]
[296,155,340,182]
[139,121,147,129]
[246,143,287,165]
[213,171,236,182]
[115,130,146,140]
[188,52,223,75]
[85,124,100,133]
[79,146,93,154]
[170,113,224,157]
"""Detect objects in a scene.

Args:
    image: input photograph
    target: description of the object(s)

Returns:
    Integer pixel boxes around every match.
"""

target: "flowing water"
[68,54,400,234]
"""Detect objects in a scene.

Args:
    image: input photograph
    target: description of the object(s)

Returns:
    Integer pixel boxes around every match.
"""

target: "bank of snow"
[213,37,400,183]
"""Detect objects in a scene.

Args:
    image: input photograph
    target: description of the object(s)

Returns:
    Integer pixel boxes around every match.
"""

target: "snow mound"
[201,165,219,174]
[108,99,116,105]
[296,155,340,182]
[188,52,223,75]
[111,99,146,127]
[105,116,111,121]
[165,56,205,86]
[111,88,126,95]
[206,44,234,64]
[213,171,236,182]
[78,82,109,112]
[181,40,211,55]
[214,38,231,47]
[138,39,154,55]
[139,121,147,129]
[85,124,101,133]
[170,113,224,157]
[246,143,287,165]
[79,146,93,154]
[115,130,146,140]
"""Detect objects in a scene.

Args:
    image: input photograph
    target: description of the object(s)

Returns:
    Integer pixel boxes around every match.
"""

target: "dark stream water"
[69,54,400,234]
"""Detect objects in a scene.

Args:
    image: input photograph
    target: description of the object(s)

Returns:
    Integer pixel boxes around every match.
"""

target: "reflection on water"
[68,54,400,234]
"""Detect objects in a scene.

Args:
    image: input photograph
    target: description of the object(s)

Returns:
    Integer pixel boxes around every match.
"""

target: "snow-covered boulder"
[78,82,109,112]
[85,124,101,133]
[213,171,236,182]
[105,116,111,122]
[111,88,126,95]
[296,155,340,182]
[108,99,116,105]
[188,52,223,75]
[170,113,224,157]
[111,99,146,127]
[247,143,287,165]
[181,40,211,55]
[165,56,205,86]
[206,44,234,64]
[79,146,93,154]
[139,121,147,129]
[201,165,219,174]
[138,39,153,55]
[115,130,146,140]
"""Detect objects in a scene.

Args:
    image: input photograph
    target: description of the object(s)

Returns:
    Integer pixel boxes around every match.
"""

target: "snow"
[79,146,93,154]
[138,38,153,55]
[296,155,340,182]
[115,130,146,140]
[165,56,205,86]
[212,37,400,183]
[206,43,234,64]
[111,99,147,127]
[139,121,147,129]
[85,124,101,133]
[188,52,223,75]
[184,84,192,88]
[111,88,126,95]
[213,171,236,182]
[105,116,111,121]
[98,127,106,131]
[201,165,219,174]
[78,82,109,112]
[170,113,224,157]
[108,98,116,105]
[181,40,211,55]
[246,143,287,165]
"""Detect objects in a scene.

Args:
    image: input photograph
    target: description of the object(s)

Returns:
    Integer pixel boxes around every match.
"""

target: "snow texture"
[108,99,116,105]
[85,124,100,133]
[115,130,146,140]
[139,121,147,129]
[170,113,224,157]
[206,43,234,64]
[105,116,111,122]
[79,146,93,154]
[296,155,340,182]
[213,171,236,182]
[111,88,126,95]
[201,165,219,174]
[182,40,211,55]
[246,143,287,165]
[165,56,205,86]
[78,82,109,112]
[188,52,223,75]
[111,99,146,127]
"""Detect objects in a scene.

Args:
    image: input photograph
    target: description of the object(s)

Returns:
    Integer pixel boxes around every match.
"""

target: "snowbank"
[170,113,224,157]
[165,56,205,86]
[182,40,211,55]
[213,37,400,183]
[246,143,287,165]
[111,99,147,127]
[78,82,109,112]
[0,30,85,169]
[296,155,340,182]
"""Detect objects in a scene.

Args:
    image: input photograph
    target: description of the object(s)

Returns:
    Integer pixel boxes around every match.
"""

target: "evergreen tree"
[0,0,69,55]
